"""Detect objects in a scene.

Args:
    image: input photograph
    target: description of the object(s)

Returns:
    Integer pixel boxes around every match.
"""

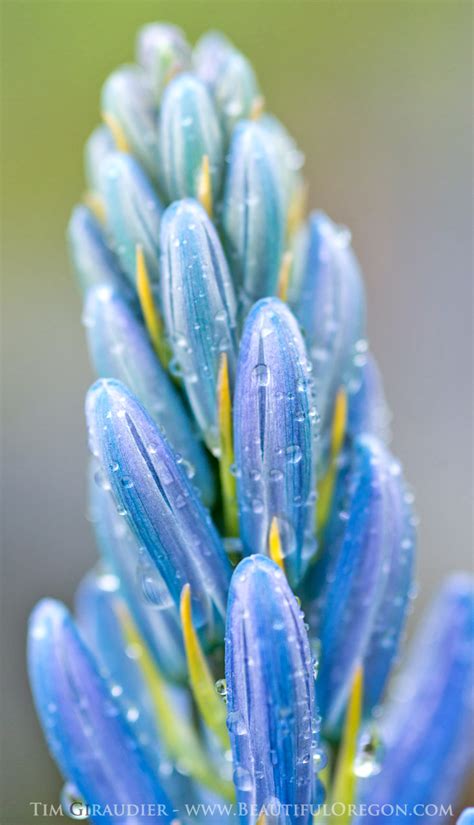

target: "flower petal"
[159,73,224,204]
[347,353,391,443]
[89,465,186,683]
[67,205,132,299]
[136,23,191,101]
[258,113,305,223]
[84,125,115,193]
[225,555,319,824]
[294,211,366,445]
[195,34,261,137]
[101,65,158,181]
[233,297,317,586]
[457,811,474,825]
[355,574,474,824]
[75,570,163,768]
[99,151,163,286]
[84,285,215,506]
[304,436,396,729]
[221,120,284,306]
[86,378,231,636]
[361,457,416,715]
[27,599,173,824]
[160,198,238,454]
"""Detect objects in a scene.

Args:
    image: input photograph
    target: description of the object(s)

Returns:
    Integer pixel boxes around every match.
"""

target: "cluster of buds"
[28,22,473,825]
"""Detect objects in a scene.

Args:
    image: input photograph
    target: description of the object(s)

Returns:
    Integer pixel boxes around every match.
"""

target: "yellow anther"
[135,245,170,370]
[331,387,348,458]
[180,584,229,749]
[317,388,348,535]
[287,180,308,238]
[102,112,130,153]
[83,191,107,225]
[277,250,293,303]
[268,517,285,573]
[250,95,265,121]
[329,665,363,825]
[218,353,239,536]
[256,811,267,825]
[197,154,213,217]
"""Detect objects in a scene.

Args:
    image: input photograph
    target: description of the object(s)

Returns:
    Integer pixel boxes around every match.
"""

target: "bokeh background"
[1,1,472,822]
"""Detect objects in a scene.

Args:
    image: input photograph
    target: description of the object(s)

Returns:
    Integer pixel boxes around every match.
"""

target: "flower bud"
[234,298,317,586]
[160,199,238,454]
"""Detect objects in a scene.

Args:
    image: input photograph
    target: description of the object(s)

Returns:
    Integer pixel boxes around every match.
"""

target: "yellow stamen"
[217,353,239,536]
[136,245,170,370]
[83,191,106,225]
[317,388,348,534]
[180,584,229,749]
[197,154,213,217]
[256,811,267,825]
[277,250,293,303]
[268,517,285,573]
[329,666,363,825]
[118,602,234,800]
[250,95,265,120]
[102,112,130,153]
[287,180,308,238]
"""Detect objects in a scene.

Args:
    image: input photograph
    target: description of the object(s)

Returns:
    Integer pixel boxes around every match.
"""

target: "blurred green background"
[1,1,472,822]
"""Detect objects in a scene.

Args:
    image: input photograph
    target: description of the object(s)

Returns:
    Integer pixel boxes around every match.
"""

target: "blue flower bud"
[225,555,319,824]
[159,74,224,203]
[136,23,191,101]
[160,199,238,454]
[355,574,474,825]
[294,211,367,440]
[304,436,401,730]
[347,353,391,443]
[86,379,231,636]
[221,120,284,306]
[195,35,261,137]
[258,113,305,221]
[88,464,186,683]
[27,599,173,824]
[75,570,163,766]
[67,205,133,299]
[458,811,474,825]
[84,286,215,506]
[361,457,416,715]
[234,298,317,587]
[101,65,158,181]
[99,151,163,286]
[84,125,115,193]
[193,31,236,86]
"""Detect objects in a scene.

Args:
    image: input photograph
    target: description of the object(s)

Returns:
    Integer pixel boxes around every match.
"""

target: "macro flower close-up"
[2,4,473,825]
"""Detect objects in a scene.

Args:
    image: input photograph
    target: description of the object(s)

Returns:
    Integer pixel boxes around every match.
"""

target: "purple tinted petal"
[225,555,319,824]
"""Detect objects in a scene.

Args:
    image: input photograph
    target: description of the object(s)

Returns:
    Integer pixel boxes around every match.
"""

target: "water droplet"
[138,552,174,610]
[251,498,264,514]
[60,784,88,820]
[97,573,120,593]
[354,728,384,778]
[227,711,247,736]
[215,678,227,702]
[286,444,302,464]
[313,747,328,771]
[126,706,140,723]
[224,537,243,556]
[253,363,270,387]
[233,765,253,791]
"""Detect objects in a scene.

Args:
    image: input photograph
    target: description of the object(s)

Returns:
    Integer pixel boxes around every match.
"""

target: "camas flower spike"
[28,20,473,825]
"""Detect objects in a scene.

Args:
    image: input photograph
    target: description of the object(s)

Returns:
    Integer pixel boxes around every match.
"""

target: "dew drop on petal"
[60,784,88,820]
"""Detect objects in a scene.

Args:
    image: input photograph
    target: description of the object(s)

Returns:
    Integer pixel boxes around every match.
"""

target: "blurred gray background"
[1,1,472,823]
